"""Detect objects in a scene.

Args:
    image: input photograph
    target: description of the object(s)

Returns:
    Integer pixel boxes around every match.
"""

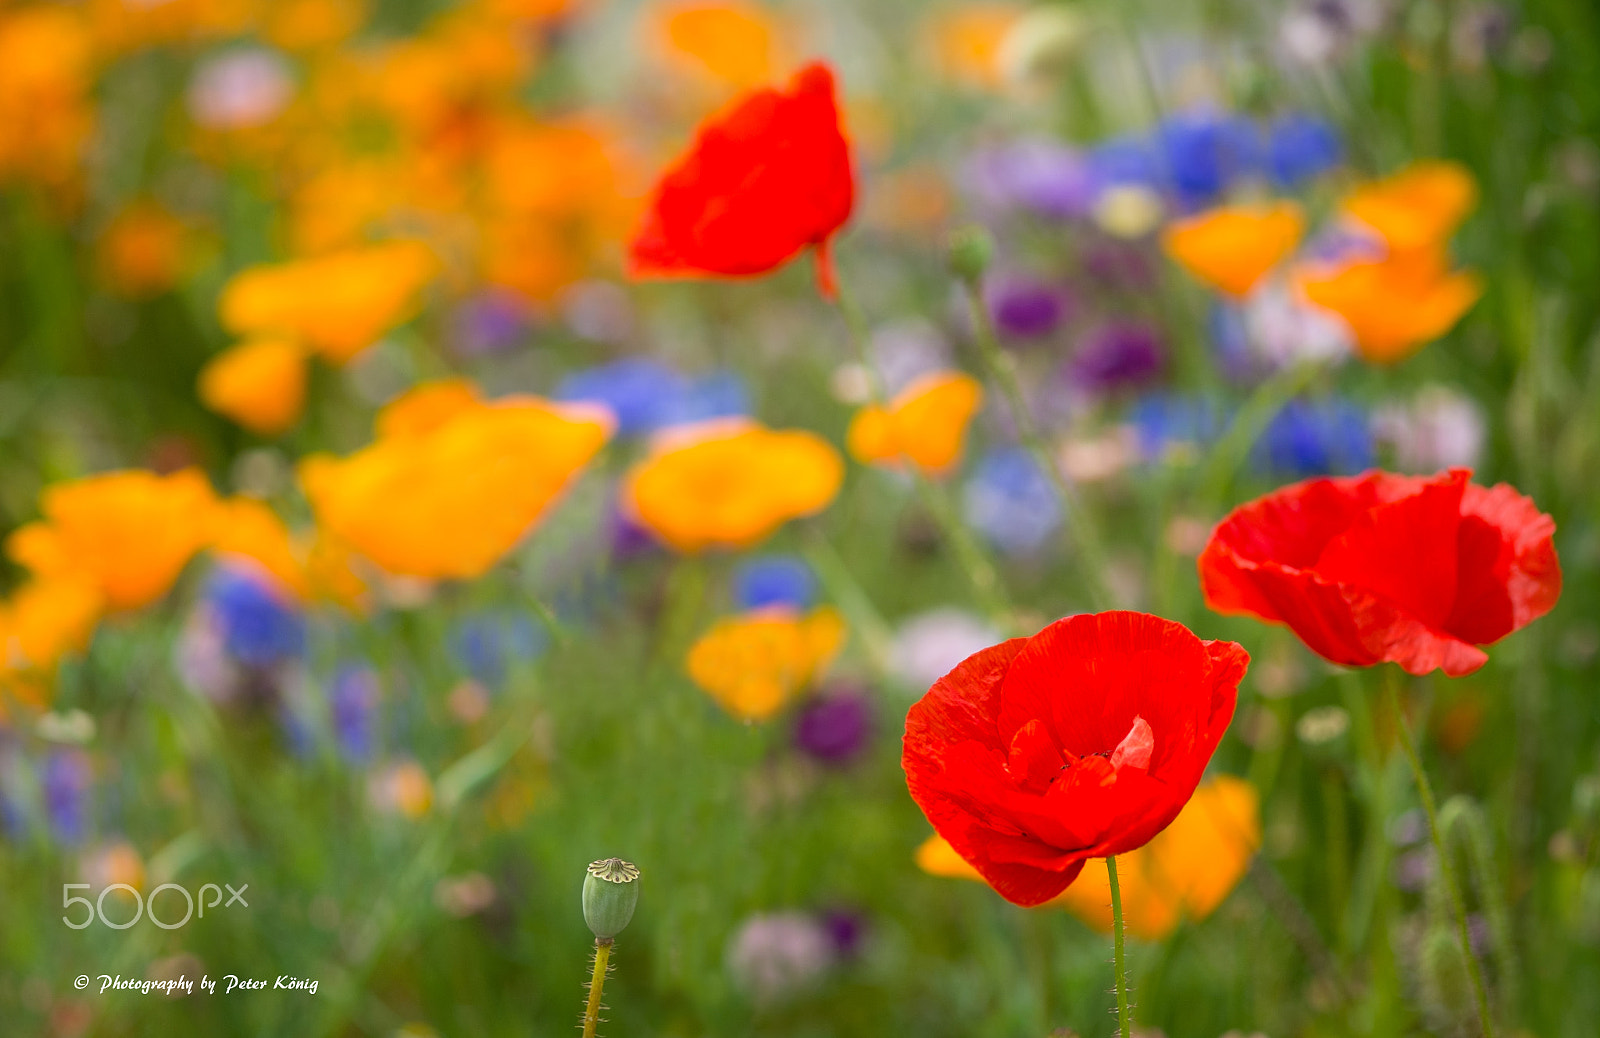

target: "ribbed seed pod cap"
[583,858,640,940]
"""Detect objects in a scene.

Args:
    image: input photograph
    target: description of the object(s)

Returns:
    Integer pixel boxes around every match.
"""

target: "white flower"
[188,49,294,130]
[1371,386,1486,472]
[888,609,1003,692]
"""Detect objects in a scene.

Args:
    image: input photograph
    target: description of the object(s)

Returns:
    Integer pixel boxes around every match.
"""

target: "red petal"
[1201,471,1436,618]
[902,614,1248,906]
[1006,718,1064,794]
[1444,481,1561,645]
[1311,468,1468,628]
[997,612,1214,775]
[627,61,854,288]
[1231,558,1488,676]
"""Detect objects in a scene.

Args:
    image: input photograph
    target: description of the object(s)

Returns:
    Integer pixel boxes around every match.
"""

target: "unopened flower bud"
[583,858,640,941]
[947,226,995,283]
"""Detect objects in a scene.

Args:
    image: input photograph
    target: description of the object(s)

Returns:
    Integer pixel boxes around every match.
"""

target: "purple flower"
[792,688,874,766]
[984,273,1071,340]
[819,907,868,959]
[962,139,1094,219]
[1083,239,1158,290]
[609,499,658,558]
[1393,847,1436,892]
[41,750,91,845]
[452,290,531,356]
[330,666,380,764]
[1067,322,1167,392]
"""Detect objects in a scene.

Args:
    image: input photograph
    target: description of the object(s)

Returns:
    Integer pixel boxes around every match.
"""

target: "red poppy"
[902,611,1246,907]
[628,61,854,297]
[1199,468,1561,677]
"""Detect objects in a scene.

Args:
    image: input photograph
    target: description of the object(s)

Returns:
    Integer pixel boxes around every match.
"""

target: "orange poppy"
[7,469,218,612]
[300,387,612,579]
[1296,246,1482,364]
[1162,202,1305,298]
[685,607,846,721]
[217,241,438,365]
[651,1,780,88]
[1341,160,1477,251]
[198,339,308,436]
[847,371,983,476]
[624,420,844,552]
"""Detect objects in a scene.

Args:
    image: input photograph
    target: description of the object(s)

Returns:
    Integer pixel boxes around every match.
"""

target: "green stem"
[1385,680,1496,1038]
[957,278,1111,609]
[801,527,895,673]
[1107,855,1131,1038]
[1195,359,1324,512]
[583,939,612,1038]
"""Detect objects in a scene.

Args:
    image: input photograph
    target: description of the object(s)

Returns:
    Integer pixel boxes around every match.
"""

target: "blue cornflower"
[556,359,747,435]
[1086,135,1163,194]
[1253,398,1374,476]
[1128,393,1226,460]
[329,666,380,764]
[449,612,546,688]
[206,566,306,668]
[1156,110,1265,208]
[733,555,816,611]
[1207,301,1255,382]
[557,358,686,435]
[41,750,91,845]
[962,446,1063,555]
[652,370,750,429]
[1267,113,1343,186]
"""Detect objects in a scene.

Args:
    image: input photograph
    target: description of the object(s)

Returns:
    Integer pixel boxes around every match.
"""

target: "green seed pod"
[946,225,995,283]
[583,858,640,941]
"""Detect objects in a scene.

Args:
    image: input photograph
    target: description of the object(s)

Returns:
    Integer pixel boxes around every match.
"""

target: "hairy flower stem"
[957,278,1112,610]
[582,938,612,1038]
[831,276,1014,626]
[1386,680,1496,1038]
[1107,855,1132,1038]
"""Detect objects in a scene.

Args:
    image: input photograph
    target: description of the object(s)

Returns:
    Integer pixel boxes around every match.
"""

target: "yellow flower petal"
[7,469,218,612]
[685,607,845,721]
[1162,202,1305,298]
[198,338,308,436]
[1297,246,1482,364]
[625,422,844,552]
[218,241,438,365]
[1341,160,1477,251]
[847,371,983,477]
[301,390,612,579]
